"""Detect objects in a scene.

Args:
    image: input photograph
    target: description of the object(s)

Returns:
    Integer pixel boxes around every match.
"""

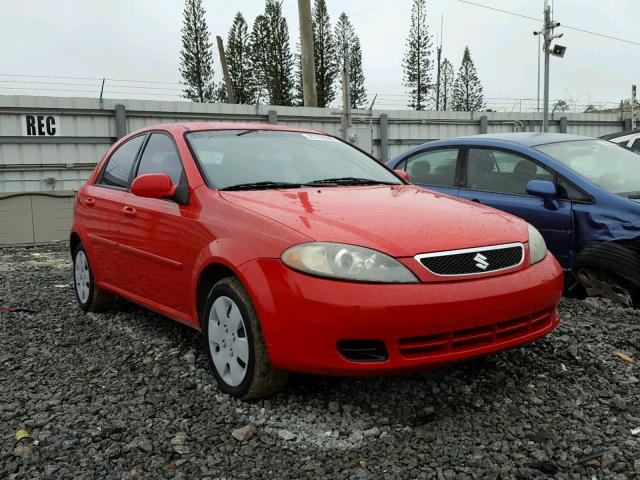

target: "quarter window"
[403,149,458,187]
[632,138,640,151]
[466,148,552,195]
[99,135,145,189]
[136,133,184,185]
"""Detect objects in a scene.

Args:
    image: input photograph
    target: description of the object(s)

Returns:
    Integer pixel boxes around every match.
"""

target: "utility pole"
[633,85,637,129]
[536,33,541,113]
[535,0,564,132]
[435,15,443,111]
[340,42,352,141]
[216,36,236,104]
[297,0,317,107]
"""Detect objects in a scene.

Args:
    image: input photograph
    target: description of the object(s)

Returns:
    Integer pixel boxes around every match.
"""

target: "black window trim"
[459,145,593,204]
[95,133,148,191]
[397,146,463,188]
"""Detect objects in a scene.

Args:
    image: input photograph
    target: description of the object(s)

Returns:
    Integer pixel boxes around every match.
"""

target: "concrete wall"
[0,94,628,245]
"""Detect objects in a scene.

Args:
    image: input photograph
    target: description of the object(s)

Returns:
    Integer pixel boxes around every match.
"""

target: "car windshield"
[536,139,640,196]
[185,130,401,190]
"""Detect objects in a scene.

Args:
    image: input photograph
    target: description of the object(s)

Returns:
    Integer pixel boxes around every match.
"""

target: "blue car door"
[457,147,573,269]
[396,147,460,196]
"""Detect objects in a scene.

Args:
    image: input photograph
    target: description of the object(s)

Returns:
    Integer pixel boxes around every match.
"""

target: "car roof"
[134,122,325,135]
[600,129,640,141]
[456,132,593,147]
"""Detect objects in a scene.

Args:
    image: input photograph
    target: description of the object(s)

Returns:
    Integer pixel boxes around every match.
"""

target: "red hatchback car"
[71,123,563,399]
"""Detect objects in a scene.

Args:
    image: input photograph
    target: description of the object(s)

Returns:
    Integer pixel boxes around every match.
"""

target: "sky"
[2,0,639,111]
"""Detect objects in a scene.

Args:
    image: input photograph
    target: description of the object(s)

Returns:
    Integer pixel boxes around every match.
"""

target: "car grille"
[416,243,524,276]
[398,308,555,359]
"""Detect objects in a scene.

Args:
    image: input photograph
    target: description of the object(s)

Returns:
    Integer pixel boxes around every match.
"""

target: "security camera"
[551,44,566,58]
[555,22,561,27]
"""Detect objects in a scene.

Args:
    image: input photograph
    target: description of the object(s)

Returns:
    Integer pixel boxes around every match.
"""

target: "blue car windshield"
[536,139,640,196]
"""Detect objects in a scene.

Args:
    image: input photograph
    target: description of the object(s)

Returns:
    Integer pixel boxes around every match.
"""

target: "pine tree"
[179,0,217,103]
[349,38,367,108]
[249,14,270,103]
[440,58,455,111]
[293,43,304,106]
[250,0,295,106]
[312,0,338,107]
[334,12,367,109]
[452,47,485,112]
[402,0,433,111]
[225,12,256,104]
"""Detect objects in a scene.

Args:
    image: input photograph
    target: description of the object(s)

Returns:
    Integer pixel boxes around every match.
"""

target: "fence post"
[114,104,127,139]
[559,116,568,133]
[379,113,389,162]
[479,115,488,134]
[267,110,278,124]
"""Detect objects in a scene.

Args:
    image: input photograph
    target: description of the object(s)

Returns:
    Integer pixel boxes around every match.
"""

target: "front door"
[117,132,191,315]
[457,147,573,268]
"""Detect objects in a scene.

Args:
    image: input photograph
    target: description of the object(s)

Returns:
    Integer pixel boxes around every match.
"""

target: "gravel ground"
[1,243,639,480]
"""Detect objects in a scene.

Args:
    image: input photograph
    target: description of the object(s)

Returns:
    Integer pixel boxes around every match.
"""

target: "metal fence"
[0,94,629,244]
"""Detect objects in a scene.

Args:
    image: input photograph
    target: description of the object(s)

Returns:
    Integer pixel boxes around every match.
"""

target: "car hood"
[219,185,528,257]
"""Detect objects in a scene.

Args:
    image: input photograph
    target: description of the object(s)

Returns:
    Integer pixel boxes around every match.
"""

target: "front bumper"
[238,254,563,375]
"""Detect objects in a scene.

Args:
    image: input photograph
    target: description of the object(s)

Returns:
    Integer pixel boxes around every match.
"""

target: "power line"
[455,0,640,47]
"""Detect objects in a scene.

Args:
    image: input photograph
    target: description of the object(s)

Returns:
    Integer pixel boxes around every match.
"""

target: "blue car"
[388,133,640,307]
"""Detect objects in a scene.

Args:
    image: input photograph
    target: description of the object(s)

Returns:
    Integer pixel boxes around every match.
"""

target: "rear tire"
[572,242,640,308]
[202,277,288,400]
[73,242,117,312]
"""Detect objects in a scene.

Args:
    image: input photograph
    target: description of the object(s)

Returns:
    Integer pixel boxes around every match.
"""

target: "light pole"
[534,1,565,132]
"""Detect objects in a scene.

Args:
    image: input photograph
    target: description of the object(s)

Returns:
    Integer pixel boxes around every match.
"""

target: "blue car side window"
[466,149,552,196]
[403,149,458,187]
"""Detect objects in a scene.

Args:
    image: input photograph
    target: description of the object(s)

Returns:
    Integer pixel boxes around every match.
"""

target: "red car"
[71,123,563,399]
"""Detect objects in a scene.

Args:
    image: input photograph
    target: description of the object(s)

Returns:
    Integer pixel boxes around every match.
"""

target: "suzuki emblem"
[474,253,489,270]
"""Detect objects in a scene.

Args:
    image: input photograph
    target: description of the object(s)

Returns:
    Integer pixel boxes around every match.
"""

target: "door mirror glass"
[394,169,410,182]
[131,173,176,200]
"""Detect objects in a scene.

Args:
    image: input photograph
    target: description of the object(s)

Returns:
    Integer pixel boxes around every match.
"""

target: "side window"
[631,138,640,151]
[135,133,184,185]
[99,135,145,188]
[557,177,590,202]
[466,148,552,195]
[403,149,458,187]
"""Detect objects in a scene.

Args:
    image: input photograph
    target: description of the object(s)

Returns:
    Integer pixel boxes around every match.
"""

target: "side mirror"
[526,180,559,210]
[131,173,176,200]
[394,169,410,182]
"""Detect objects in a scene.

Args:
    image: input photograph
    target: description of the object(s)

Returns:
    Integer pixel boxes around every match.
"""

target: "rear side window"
[98,135,145,188]
[632,138,640,151]
[403,149,458,187]
[135,133,184,185]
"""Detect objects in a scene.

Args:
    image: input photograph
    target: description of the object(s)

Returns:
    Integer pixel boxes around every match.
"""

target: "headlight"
[281,242,419,283]
[527,223,548,265]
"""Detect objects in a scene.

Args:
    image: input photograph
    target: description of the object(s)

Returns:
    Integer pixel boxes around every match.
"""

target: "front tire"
[203,277,288,400]
[73,242,116,312]
[573,242,640,308]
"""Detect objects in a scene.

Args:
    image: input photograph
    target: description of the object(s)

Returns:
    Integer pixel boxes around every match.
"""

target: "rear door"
[116,132,192,315]
[80,134,146,286]
[396,147,461,196]
[457,147,574,268]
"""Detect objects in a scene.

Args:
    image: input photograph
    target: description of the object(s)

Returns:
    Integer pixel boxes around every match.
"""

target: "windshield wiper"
[220,181,302,191]
[304,177,397,186]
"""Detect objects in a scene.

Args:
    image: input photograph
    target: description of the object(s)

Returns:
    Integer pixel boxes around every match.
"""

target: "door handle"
[122,206,137,218]
[84,197,96,207]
